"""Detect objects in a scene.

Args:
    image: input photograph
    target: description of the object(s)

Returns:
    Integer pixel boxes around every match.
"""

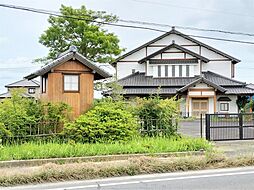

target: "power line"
[0,4,166,33]
[2,3,254,38]
[1,3,254,45]
[129,0,254,19]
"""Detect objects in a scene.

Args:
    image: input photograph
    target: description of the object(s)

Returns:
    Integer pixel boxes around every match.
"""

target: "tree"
[236,96,250,112]
[38,5,124,63]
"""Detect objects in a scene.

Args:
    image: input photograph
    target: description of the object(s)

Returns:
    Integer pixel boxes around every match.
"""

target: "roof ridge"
[113,28,240,64]
[203,71,245,85]
[117,71,144,82]
[178,75,226,92]
[5,78,26,87]
[172,30,240,63]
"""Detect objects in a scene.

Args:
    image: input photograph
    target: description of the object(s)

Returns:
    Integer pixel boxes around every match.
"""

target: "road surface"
[3,166,254,190]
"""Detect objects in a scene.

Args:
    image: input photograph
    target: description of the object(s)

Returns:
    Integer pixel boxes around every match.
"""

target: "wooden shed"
[25,46,112,117]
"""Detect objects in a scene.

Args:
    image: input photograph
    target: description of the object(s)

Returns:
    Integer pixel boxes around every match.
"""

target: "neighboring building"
[0,79,40,99]
[113,27,254,117]
[25,46,112,117]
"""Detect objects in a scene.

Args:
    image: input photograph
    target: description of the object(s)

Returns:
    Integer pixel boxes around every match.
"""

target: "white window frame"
[28,88,36,94]
[220,102,229,112]
[63,74,80,92]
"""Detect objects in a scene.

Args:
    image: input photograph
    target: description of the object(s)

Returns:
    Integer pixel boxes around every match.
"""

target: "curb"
[0,151,204,168]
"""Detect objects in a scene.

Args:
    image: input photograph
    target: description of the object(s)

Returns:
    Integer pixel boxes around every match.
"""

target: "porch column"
[186,94,190,117]
[213,93,217,113]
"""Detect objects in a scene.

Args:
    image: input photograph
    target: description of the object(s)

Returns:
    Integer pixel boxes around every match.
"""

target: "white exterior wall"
[116,31,234,80]
[203,61,232,78]
[117,62,145,78]
[216,95,238,113]
[208,97,214,113]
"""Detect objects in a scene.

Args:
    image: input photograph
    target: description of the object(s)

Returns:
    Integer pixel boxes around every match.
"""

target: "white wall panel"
[117,62,145,79]
[203,61,231,78]
[161,53,184,59]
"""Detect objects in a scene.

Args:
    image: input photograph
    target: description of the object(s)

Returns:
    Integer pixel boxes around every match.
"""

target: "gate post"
[239,113,243,140]
[205,114,211,141]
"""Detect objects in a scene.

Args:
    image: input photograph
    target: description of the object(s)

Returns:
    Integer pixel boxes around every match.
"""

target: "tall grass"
[0,137,211,161]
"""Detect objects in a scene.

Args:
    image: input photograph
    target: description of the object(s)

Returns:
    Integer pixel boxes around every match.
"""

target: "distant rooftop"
[5,79,40,88]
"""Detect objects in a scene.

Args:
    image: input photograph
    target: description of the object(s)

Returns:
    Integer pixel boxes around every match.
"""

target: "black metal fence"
[206,113,254,141]
[139,118,178,136]
[1,121,64,145]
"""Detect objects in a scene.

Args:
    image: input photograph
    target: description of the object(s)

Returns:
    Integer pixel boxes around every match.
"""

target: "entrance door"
[192,98,208,117]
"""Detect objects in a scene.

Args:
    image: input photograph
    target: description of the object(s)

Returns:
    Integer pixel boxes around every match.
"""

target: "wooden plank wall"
[41,60,94,118]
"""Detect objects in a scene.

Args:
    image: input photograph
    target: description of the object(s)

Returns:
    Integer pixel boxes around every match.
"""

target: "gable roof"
[5,79,40,88]
[113,28,240,64]
[25,46,112,80]
[177,77,226,93]
[118,72,197,87]
[138,43,209,63]
[202,71,245,86]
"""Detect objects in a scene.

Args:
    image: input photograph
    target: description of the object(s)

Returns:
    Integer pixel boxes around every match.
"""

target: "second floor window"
[179,65,182,77]
[165,65,168,77]
[64,74,79,92]
[186,65,190,77]
[172,65,175,77]
[158,65,161,77]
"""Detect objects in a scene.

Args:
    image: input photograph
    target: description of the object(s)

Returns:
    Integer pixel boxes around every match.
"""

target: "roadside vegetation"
[0,89,211,162]
[0,137,211,161]
[2,154,254,186]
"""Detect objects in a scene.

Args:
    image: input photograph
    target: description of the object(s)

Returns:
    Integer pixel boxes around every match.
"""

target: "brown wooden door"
[192,99,208,117]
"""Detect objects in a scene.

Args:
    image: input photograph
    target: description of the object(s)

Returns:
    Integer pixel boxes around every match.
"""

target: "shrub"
[135,95,180,136]
[0,89,71,137]
[64,98,138,143]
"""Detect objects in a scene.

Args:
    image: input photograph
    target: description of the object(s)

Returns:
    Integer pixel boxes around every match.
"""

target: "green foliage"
[38,5,124,63]
[0,89,70,137]
[0,123,12,138]
[64,98,138,143]
[244,99,254,112]
[134,95,180,136]
[236,96,250,112]
[0,137,211,161]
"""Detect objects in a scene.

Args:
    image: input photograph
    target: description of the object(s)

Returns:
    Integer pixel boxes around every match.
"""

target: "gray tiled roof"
[5,79,40,88]
[118,72,197,87]
[177,77,226,93]
[122,87,178,95]
[225,87,254,95]
[25,46,112,80]
[117,71,254,95]
[202,71,245,86]
[150,59,198,64]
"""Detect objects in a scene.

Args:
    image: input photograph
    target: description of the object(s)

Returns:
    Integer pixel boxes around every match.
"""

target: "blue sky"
[1,0,254,92]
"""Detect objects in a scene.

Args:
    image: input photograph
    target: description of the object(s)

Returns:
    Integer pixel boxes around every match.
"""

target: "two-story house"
[113,27,254,117]
[0,79,40,99]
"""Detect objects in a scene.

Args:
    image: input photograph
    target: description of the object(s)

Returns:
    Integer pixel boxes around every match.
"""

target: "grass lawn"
[0,137,212,161]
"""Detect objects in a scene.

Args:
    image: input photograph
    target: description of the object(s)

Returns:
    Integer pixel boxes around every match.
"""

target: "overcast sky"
[1,0,254,93]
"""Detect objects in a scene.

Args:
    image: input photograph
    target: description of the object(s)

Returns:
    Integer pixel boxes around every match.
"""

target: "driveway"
[215,140,254,156]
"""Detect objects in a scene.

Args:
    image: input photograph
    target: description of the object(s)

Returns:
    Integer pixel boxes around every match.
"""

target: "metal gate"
[205,113,254,141]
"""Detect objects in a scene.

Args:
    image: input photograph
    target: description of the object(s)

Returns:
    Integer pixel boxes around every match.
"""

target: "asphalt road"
[3,166,254,190]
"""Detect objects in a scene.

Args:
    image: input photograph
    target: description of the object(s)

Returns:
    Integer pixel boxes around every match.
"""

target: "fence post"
[200,114,203,138]
[205,114,210,140]
[239,113,243,140]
